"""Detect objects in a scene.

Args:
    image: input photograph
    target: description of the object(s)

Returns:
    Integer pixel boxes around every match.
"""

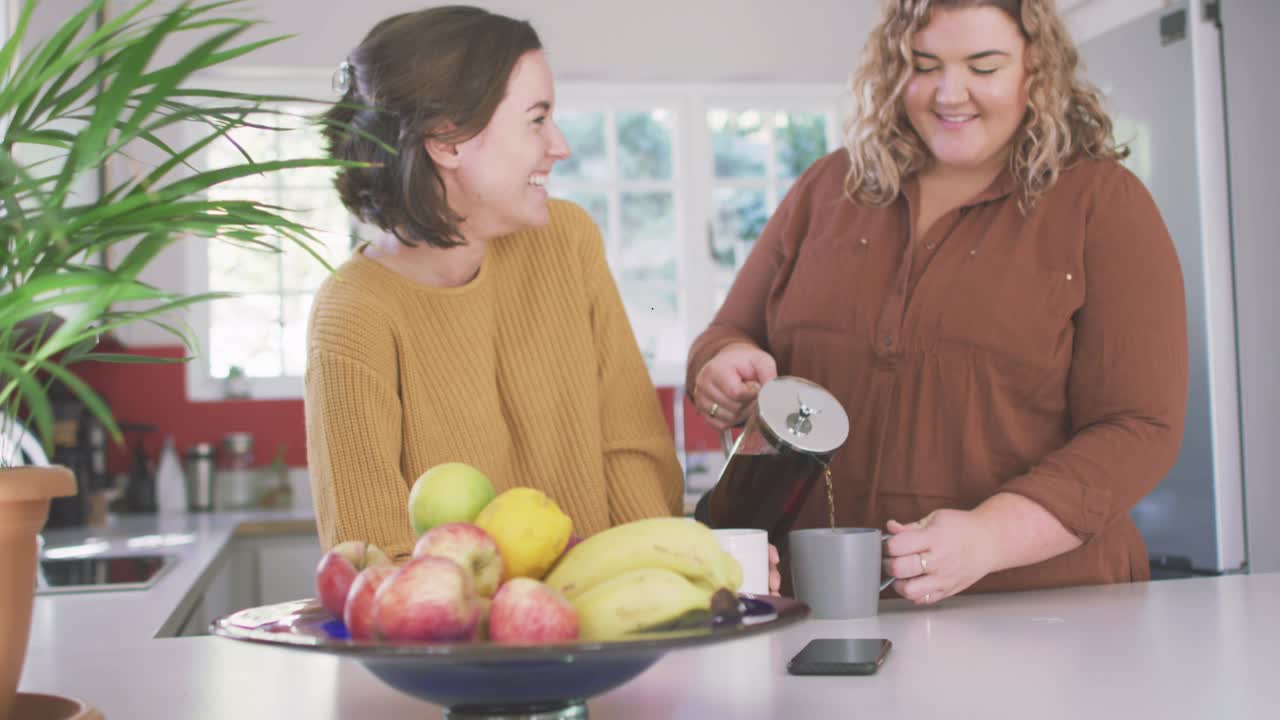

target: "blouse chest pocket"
[936,263,1083,371]
[771,229,877,338]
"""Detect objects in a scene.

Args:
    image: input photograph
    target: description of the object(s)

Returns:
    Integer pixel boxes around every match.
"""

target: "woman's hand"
[882,509,999,606]
[768,543,781,594]
[692,343,777,430]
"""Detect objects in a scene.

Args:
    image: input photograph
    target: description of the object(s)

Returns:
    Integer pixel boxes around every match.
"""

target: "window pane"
[282,293,315,377]
[711,187,767,271]
[619,192,677,366]
[208,238,279,293]
[709,109,767,179]
[554,110,609,182]
[617,110,673,180]
[551,190,608,234]
[209,294,283,378]
[775,111,829,179]
[620,192,675,256]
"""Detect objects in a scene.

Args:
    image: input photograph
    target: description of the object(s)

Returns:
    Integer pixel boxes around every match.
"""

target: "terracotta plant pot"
[0,466,77,720]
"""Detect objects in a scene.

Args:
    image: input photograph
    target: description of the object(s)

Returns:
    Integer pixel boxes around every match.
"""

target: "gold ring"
[919,553,928,573]
[708,401,719,419]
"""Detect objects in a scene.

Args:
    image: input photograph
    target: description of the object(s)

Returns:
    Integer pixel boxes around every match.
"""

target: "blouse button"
[924,241,936,251]
[859,237,870,246]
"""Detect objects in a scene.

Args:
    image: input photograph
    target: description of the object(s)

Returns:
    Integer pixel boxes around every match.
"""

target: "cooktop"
[37,554,174,594]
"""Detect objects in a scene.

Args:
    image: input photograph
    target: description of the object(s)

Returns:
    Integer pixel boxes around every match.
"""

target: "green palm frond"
[0,0,363,463]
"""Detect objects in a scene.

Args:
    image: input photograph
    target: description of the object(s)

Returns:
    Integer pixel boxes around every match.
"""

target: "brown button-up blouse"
[688,150,1188,593]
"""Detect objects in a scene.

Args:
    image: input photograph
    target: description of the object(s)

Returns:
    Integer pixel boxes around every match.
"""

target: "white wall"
[215,0,883,84]
[1064,0,1175,42]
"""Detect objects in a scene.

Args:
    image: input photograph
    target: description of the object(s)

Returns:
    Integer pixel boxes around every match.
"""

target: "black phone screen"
[786,638,892,676]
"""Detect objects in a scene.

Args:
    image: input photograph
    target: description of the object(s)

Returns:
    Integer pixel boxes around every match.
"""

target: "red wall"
[74,346,306,474]
[75,346,725,474]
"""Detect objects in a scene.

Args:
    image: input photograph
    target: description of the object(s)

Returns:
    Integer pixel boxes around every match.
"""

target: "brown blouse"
[688,151,1188,593]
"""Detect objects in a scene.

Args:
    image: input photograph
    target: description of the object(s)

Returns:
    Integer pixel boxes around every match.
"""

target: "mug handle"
[880,534,897,591]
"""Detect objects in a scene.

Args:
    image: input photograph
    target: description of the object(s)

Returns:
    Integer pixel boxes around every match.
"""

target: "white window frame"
[183,74,844,400]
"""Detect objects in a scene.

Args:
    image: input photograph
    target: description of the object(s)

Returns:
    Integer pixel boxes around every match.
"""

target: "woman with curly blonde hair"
[690,0,1187,602]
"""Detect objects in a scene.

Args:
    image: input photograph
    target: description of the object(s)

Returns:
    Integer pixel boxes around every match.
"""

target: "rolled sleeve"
[1000,167,1189,542]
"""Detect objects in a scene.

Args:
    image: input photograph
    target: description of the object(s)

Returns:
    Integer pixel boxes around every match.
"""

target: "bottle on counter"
[154,435,187,514]
[184,442,217,512]
[218,432,258,510]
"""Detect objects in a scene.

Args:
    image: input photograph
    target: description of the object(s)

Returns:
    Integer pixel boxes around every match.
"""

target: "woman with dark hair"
[305,6,684,562]
[691,0,1188,601]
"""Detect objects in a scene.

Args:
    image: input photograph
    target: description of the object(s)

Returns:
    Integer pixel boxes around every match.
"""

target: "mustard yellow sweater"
[304,200,684,559]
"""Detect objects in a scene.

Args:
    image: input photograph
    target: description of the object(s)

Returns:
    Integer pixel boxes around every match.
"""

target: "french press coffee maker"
[694,376,850,548]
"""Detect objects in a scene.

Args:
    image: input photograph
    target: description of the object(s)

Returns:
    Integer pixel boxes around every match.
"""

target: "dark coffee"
[700,448,833,549]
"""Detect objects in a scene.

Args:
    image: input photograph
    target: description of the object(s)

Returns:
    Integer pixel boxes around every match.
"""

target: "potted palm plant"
[0,1,349,715]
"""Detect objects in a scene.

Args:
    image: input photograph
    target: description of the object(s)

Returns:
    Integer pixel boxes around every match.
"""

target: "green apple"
[408,462,496,536]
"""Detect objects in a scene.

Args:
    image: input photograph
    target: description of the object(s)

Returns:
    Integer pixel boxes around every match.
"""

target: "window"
[187,82,843,399]
[707,107,840,307]
[549,101,685,385]
[187,101,347,400]
[553,85,844,387]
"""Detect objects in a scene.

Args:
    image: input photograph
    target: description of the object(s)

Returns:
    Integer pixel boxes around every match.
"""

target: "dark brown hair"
[323,6,541,248]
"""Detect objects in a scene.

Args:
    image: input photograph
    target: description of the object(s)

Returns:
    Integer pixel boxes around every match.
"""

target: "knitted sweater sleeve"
[573,210,685,523]
[304,298,415,560]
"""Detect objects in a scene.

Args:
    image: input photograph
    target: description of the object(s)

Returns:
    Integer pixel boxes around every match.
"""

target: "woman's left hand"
[768,543,781,594]
[882,509,998,606]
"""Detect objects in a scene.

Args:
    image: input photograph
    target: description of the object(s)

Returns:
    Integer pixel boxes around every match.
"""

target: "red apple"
[412,522,504,597]
[488,578,579,644]
[373,556,481,642]
[343,564,398,640]
[315,540,391,619]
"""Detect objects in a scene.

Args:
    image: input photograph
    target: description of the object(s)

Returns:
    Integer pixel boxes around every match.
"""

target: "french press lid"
[756,376,849,455]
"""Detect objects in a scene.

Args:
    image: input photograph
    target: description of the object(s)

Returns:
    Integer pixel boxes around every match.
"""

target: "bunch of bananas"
[544,517,743,641]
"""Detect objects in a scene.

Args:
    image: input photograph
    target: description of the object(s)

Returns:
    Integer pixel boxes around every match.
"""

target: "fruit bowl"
[211,592,807,719]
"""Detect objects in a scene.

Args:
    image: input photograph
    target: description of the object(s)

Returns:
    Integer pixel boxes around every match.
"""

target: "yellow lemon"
[474,487,573,580]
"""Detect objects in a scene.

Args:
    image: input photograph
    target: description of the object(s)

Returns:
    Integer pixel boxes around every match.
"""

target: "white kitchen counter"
[29,509,317,651]
[19,512,1280,720]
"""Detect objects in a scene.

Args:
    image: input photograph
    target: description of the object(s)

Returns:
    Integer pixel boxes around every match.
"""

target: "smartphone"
[786,638,892,676]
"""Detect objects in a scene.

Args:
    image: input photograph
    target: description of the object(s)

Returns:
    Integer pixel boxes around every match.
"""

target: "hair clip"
[332,60,354,94]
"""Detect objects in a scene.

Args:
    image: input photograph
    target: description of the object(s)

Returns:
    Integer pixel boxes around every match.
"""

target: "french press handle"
[720,429,736,460]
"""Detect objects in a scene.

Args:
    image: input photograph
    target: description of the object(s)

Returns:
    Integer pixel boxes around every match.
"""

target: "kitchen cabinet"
[173,530,320,637]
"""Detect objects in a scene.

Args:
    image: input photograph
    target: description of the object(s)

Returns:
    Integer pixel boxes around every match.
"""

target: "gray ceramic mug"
[789,528,896,619]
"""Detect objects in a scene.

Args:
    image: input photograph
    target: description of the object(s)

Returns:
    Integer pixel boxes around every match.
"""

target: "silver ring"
[919,553,929,573]
[708,401,719,419]
[925,593,932,603]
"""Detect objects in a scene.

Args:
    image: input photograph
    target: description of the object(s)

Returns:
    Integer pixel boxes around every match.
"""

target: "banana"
[573,567,715,641]
[544,517,736,599]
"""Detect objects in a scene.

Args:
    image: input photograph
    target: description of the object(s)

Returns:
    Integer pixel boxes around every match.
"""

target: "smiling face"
[903,6,1029,177]
[443,50,570,241]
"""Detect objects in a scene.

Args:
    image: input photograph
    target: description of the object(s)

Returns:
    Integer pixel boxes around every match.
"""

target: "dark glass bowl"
[211,593,808,719]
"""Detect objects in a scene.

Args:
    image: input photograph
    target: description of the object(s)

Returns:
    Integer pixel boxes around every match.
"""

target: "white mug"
[712,528,769,595]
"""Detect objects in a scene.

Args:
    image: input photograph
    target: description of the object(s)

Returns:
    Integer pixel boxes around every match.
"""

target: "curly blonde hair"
[845,0,1127,210]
